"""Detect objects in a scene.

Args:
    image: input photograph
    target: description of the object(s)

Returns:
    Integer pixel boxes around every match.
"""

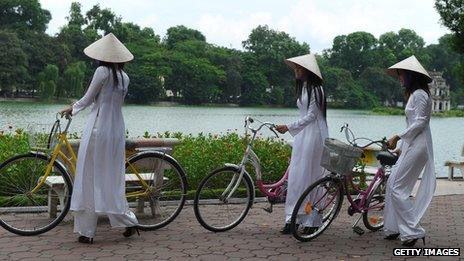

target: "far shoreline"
[371,106,464,117]
[2,98,463,117]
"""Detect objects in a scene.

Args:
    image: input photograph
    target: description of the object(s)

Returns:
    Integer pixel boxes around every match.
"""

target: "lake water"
[1,101,463,178]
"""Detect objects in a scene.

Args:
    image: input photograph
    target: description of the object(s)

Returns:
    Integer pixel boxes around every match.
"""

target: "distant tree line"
[0,0,463,108]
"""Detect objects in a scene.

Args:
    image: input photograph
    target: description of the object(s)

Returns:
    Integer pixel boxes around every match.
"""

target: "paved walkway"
[430,179,464,196]
[0,193,463,261]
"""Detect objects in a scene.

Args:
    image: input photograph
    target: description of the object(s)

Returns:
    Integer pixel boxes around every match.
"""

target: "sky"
[41,0,450,53]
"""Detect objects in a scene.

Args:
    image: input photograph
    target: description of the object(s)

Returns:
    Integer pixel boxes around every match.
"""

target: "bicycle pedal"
[353,226,365,235]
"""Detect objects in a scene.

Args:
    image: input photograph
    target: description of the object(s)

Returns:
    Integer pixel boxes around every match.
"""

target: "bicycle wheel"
[362,176,387,231]
[290,176,343,242]
[0,153,72,236]
[193,166,253,232]
[125,151,187,230]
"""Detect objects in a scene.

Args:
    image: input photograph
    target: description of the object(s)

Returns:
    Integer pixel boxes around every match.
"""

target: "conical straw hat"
[284,54,323,81]
[387,55,432,83]
[285,54,324,80]
[84,33,134,63]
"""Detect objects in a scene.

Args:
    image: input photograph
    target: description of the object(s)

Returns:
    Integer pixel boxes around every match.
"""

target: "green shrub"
[0,130,291,197]
[373,107,464,117]
[0,129,30,163]
[433,109,464,117]
[151,131,291,190]
[372,107,404,115]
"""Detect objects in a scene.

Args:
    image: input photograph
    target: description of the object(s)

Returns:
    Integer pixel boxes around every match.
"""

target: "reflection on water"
[1,101,463,178]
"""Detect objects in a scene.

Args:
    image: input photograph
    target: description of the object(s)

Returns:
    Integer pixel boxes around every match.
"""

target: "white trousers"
[74,210,138,238]
[285,184,326,227]
[72,124,138,238]
[285,212,322,227]
[384,147,428,241]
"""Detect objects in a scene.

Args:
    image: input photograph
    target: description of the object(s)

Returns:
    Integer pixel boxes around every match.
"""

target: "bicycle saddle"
[376,151,398,166]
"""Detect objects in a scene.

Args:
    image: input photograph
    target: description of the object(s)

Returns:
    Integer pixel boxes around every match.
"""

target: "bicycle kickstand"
[352,214,365,235]
[263,203,273,213]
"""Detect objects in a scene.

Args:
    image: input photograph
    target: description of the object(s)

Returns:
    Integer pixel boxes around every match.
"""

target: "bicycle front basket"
[321,138,363,175]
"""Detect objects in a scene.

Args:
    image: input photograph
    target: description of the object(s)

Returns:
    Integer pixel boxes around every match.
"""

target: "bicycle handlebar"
[340,123,389,151]
[244,116,279,139]
[54,112,73,134]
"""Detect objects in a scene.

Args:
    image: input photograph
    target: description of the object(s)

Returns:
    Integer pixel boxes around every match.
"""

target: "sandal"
[78,236,94,244]
[123,226,140,238]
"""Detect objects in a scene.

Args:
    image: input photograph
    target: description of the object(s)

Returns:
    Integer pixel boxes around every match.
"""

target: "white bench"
[41,138,180,218]
[45,173,168,218]
[445,160,464,180]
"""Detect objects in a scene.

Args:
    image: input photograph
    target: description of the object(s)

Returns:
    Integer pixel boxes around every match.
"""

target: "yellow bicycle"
[0,114,187,236]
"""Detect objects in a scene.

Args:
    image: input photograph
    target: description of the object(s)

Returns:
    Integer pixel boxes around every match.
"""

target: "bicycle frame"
[222,117,288,203]
[342,166,386,213]
[29,116,154,199]
[30,118,76,194]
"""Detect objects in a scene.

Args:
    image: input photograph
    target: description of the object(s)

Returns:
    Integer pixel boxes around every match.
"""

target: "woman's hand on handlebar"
[387,135,400,150]
[392,148,402,157]
[275,125,288,134]
[59,106,72,118]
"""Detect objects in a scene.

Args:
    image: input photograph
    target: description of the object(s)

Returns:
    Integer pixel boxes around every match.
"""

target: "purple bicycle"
[290,124,398,242]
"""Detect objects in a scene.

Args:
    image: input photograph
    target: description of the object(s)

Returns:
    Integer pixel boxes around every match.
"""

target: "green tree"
[117,22,165,104]
[425,34,464,106]
[239,53,268,105]
[38,64,59,101]
[164,52,225,104]
[243,25,309,105]
[396,29,426,58]
[359,67,402,106]
[58,2,93,63]
[173,39,208,57]
[224,62,243,103]
[205,46,243,103]
[113,22,160,44]
[378,29,430,67]
[241,70,268,106]
[0,30,28,96]
[61,61,86,98]
[435,0,464,106]
[326,31,379,77]
[85,4,121,36]
[269,87,284,105]
[324,67,377,109]
[164,25,206,49]
[435,0,464,53]
[125,51,166,104]
[67,2,85,27]
[20,31,70,92]
[0,0,51,32]
[426,34,463,87]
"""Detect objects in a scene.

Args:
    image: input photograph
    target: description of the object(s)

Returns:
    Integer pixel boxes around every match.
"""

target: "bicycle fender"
[126,150,177,164]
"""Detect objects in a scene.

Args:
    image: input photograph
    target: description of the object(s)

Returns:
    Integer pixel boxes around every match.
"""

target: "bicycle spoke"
[126,153,186,230]
[194,168,252,232]
[292,177,343,242]
[363,179,386,231]
[0,154,72,235]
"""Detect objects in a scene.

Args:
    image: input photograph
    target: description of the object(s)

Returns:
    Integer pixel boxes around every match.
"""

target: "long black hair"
[400,69,431,100]
[295,70,327,120]
[98,60,125,87]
